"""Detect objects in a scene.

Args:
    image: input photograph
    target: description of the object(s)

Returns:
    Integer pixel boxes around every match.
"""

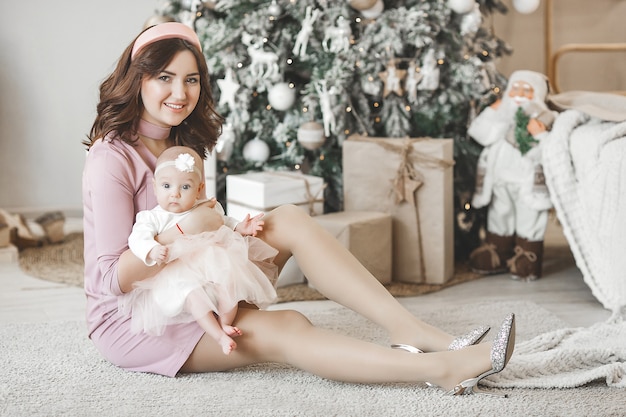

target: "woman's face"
[140,50,201,128]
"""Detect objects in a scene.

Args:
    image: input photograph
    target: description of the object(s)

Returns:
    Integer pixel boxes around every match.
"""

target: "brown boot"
[469,232,515,274]
[507,237,544,281]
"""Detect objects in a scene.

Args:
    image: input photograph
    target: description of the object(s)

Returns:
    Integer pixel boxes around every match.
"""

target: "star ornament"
[378,64,406,98]
[392,172,422,205]
[216,68,240,109]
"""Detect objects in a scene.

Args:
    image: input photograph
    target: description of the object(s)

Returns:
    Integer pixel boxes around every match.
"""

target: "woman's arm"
[155,199,223,244]
[86,145,164,295]
[117,249,165,293]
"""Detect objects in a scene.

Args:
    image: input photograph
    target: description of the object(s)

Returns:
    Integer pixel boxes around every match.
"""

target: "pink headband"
[131,22,202,59]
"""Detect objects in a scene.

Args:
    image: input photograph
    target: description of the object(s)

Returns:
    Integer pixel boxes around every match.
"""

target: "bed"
[543,91,626,320]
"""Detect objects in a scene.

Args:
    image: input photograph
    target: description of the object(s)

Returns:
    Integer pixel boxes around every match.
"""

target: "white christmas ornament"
[242,137,270,163]
[292,6,320,58]
[349,0,378,11]
[315,80,338,137]
[513,0,541,14]
[267,0,282,16]
[216,68,240,110]
[323,16,352,54]
[268,82,296,111]
[405,61,423,102]
[460,3,482,36]
[297,122,326,150]
[448,0,476,14]
[360,0,385,19]
[418,49,440,91]
[242,32,280,81]
[215,123,236,161]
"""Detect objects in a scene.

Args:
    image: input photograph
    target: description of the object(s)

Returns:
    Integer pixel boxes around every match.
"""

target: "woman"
[82,22,515,395]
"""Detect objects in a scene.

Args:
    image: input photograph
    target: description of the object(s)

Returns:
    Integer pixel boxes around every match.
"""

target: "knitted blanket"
[487,320,626,388]
[542,108,626,320]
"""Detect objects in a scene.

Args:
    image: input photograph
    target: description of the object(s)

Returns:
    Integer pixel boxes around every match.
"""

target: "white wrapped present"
[226,171,325,287]
[226,171,325,217]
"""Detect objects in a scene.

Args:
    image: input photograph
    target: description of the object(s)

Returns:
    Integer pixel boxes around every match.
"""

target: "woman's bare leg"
[181,308,492,390]
[257,205,455,352]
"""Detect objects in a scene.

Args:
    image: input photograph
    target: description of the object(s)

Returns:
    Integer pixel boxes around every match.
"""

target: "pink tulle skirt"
[118,226,279,336]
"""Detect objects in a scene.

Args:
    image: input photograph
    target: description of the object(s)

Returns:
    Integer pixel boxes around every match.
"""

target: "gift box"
[226,171,325,288]
[226,171,325,217]
[313,211,392,284]
[343,135,455,284]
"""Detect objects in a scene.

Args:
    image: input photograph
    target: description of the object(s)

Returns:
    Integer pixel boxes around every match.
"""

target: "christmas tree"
[155,0,512,258]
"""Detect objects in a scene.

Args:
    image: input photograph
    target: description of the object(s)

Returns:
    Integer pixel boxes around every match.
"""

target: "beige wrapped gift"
[313,211,392,284]
[343,135,455,284]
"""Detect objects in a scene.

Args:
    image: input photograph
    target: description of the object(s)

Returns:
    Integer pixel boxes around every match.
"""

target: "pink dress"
[82,135,278,377]
[118,226,278,336]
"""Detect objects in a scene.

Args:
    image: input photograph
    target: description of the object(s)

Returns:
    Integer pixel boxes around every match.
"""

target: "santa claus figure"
[468,70,557,281]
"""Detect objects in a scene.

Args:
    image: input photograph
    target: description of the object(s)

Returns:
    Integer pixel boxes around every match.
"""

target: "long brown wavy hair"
[85,31,223,159]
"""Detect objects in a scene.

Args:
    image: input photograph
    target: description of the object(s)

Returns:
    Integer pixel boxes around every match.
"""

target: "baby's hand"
[236,213,265,236]
[148,245,168,265]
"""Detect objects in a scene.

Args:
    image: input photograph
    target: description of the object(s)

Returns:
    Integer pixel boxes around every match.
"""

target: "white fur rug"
[1,300,624,417]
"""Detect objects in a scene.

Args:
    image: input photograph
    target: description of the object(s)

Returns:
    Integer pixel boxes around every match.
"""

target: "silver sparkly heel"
[391,325,491,354]
[391,325,491,389]
[446,313,516,397]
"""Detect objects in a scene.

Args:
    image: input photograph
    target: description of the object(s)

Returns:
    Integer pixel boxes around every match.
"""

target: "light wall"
[0,0,156,215]
[1,0,624,215]
[494,0,626,92]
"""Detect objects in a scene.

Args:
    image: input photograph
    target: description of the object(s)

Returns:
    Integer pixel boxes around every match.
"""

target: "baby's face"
[154,166,204,213]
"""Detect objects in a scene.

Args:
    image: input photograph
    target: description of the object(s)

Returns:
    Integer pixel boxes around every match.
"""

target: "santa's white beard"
[496,97,523,120]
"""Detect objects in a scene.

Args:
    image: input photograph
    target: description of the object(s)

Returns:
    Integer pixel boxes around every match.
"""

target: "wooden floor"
[0,218,611,327]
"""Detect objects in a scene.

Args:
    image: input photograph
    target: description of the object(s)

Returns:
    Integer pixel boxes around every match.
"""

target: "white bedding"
[543,108,626,320]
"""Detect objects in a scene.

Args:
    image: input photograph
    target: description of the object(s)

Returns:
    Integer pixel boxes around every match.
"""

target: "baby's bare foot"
[219,335,237,355]
[222,324,243,337]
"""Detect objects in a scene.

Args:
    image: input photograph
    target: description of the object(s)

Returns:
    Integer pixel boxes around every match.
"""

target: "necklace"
[137,119,170,140]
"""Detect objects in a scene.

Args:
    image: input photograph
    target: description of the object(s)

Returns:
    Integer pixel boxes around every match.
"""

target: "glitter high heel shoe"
[446,313,516,397]
[391,325,492,389]
[390,325,491,354]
